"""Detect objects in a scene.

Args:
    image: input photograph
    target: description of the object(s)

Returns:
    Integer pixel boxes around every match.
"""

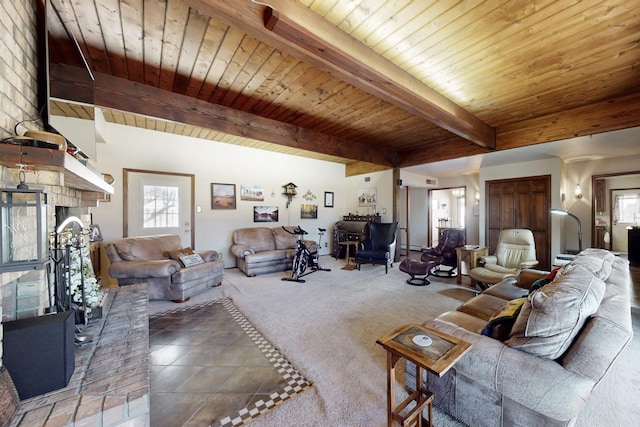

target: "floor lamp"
[551,208,582,253]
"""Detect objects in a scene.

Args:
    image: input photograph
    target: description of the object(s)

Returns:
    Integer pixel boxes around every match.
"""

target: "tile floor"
[149,299,309,427]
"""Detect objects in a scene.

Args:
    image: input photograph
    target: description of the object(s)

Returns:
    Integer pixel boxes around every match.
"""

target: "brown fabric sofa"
[230,226,317,276]
[105,234,224,302]
[406,248,633,426]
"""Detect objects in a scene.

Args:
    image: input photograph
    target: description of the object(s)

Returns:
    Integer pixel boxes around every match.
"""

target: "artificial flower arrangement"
[68,241,102,309]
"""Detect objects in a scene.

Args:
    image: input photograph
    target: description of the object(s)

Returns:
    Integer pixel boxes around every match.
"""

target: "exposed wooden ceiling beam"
[497,92,640,150]
[186,0,496,150]
[87,70,394,167]
[396,92,640,167]
[345,161,391,177]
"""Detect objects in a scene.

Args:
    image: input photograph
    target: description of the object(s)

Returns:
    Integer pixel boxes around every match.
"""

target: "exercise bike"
[282,226,331,283]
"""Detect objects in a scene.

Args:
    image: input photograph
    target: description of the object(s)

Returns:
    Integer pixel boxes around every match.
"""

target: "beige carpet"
[149,256,640,426]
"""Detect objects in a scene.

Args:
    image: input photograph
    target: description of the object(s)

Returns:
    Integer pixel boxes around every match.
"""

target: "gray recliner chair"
[469,229,538,289]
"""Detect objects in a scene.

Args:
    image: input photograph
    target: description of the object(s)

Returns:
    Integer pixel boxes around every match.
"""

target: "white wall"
[344,169,394,222]
[90,121,640,269]
[91,122,349,266]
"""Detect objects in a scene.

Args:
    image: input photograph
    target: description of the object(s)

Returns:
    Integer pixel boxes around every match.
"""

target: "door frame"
[123,168,195,248]
[591,170,640,249]
[428,186,466,247]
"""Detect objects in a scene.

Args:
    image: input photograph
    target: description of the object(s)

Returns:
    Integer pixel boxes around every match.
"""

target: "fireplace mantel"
[0,144,114,194]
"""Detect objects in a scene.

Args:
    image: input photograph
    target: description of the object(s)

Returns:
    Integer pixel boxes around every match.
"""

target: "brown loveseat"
[406,248,633,426]
[230,226,317,276]
[105,234,224,302]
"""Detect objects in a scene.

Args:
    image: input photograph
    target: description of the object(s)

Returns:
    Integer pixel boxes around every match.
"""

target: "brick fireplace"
[0,167,90,421]
[1,1,119,422]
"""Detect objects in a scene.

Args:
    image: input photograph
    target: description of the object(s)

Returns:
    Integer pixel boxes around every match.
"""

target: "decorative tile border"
[150,298,311,426]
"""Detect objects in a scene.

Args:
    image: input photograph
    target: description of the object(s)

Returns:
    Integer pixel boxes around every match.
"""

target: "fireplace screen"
[0,188,48,272]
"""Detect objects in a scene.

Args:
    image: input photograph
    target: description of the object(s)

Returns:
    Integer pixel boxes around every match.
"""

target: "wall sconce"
[575,184,583,199]
[0,187,48,272]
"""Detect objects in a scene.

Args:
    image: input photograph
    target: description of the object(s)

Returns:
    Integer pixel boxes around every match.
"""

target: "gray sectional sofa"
[230,226,317,276]
[105,234,224,302]
[407,248,633,426]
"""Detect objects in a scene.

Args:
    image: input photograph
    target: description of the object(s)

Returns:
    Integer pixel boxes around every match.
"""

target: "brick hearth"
[8,284,149,426]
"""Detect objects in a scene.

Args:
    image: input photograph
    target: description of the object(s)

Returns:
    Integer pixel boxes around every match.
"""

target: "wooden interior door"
[486,175,551,270]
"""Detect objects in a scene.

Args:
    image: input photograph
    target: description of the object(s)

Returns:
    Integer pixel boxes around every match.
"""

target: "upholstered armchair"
[469,228,538,289]
[356,222,399,273]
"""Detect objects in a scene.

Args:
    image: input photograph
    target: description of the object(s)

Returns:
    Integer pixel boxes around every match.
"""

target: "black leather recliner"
[421,228,466,277]
[399,228,465,286]
[356,222,399,273]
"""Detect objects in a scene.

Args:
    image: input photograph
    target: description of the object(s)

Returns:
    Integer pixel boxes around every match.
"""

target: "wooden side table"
[339,241,359,270]
[377,324,472,427]
[455,245,488,285]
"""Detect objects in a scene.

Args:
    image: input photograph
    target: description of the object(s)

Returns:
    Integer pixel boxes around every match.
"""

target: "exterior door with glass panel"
[124,169,194,248]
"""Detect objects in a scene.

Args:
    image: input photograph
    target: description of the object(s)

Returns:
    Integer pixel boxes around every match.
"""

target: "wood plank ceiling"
[47,0,640,176]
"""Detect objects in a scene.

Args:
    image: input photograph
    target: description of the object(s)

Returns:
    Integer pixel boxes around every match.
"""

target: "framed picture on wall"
[358,188,377,207]
[89,224,103,242]
[241,185,264,201]
[254,206,279,222]
[301,204,318,219]
[211,183,236,209]
[324,191,334,208]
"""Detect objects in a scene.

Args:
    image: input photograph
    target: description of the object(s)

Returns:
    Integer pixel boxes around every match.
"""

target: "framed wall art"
[254,206,279,222]
[301,204,318,219]
[89,224,103,242]
[358,188,377,207]
[241,184,264,201]
[211,183,236,209]
[324,191,334,208]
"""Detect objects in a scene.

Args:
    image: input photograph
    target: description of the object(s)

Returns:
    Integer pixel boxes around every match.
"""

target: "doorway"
[428,187,466,247]
[592,171,640,252]
[611,189,640,251]
[123,169,195,248]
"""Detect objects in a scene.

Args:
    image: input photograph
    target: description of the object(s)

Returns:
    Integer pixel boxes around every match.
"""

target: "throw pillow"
[481,297,527,341]
[164,247,194,261]
[178,253,205,268]
[506,265,606,359]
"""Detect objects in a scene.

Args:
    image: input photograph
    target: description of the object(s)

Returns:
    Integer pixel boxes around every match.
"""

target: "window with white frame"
[614,193,640,224]
[143,184,180,228]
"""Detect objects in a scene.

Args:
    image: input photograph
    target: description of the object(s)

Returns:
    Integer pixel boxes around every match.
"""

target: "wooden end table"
[455,245,488,285]
[376,323,472,427]
[339,240,359,270]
